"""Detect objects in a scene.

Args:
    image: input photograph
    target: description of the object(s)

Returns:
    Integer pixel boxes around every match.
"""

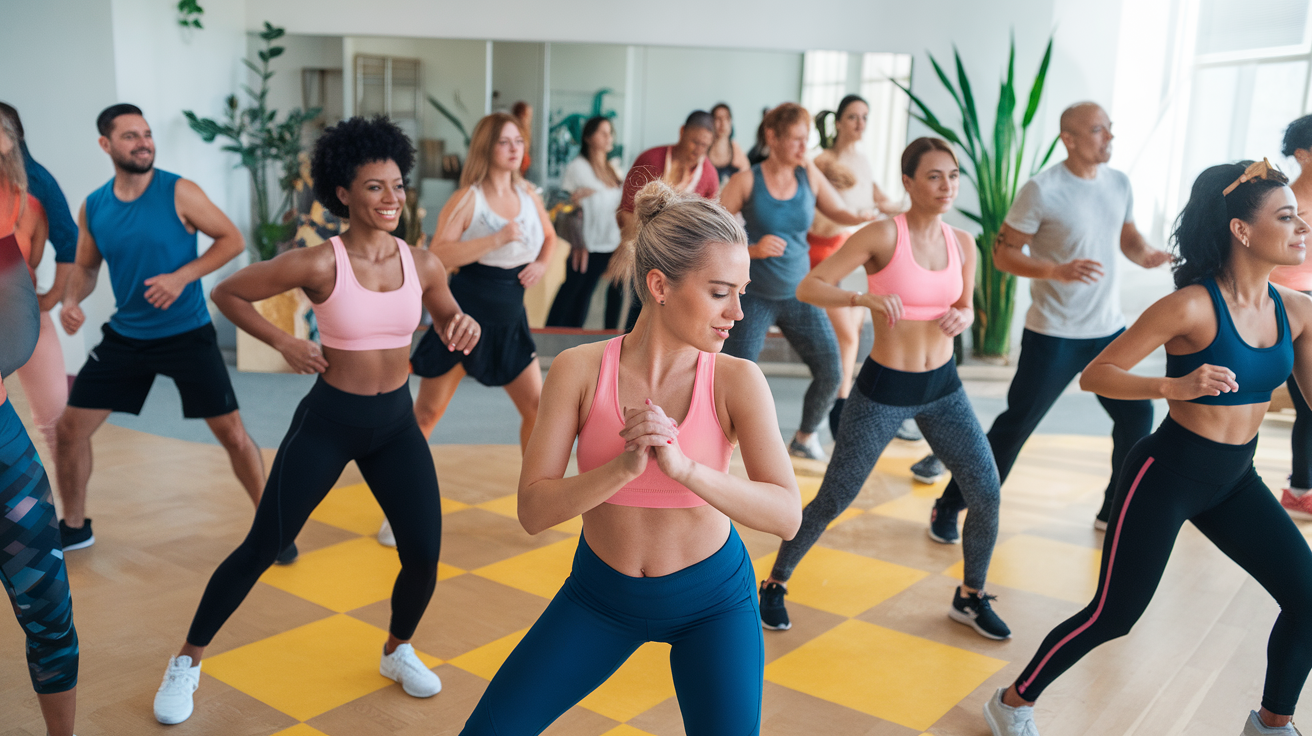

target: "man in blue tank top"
[54,104,269,556]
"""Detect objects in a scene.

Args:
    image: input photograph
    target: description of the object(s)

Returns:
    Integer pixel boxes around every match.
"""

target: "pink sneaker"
[1281,488,1312,520]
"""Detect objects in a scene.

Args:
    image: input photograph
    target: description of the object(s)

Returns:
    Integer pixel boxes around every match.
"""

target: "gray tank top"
[741,164,815,301]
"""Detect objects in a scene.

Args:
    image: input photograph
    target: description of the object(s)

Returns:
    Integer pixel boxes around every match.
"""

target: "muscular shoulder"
[172,177,207,203]
[714,352,770,401]
[1275,283,1312,336]
[409,244,443,280]
[548,341,608,390]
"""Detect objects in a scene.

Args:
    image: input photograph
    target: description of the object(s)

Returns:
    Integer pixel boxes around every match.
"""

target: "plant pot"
[236,289,313,373]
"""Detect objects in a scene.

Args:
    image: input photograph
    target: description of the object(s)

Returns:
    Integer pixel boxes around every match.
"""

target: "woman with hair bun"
[152,116,480,724]
[984,160,1312,736]
[458,180,802,736]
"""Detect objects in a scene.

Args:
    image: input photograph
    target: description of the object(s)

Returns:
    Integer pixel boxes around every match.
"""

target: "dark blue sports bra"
[1165,277,1293,406]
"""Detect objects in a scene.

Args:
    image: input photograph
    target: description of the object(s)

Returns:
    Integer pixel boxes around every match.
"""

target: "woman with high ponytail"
[984,161,1312,735]
[458,180,801,735]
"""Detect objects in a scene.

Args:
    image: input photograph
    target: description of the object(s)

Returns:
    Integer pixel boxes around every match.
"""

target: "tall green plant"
[184,22,321,261]
[894,36,1059,358]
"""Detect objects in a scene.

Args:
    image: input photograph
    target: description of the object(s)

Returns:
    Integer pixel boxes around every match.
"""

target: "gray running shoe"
[895,418,923,441]
[789,434,828,462]
[1243,710,1304,735]
[911,454,946,484]
[983,687,1040,736]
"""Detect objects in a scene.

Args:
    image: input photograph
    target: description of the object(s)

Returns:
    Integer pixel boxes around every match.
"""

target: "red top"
[619,145,719,213]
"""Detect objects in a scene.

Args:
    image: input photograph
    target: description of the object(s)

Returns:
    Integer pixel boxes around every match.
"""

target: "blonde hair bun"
[633,180,690,228]
[625,181,748,305]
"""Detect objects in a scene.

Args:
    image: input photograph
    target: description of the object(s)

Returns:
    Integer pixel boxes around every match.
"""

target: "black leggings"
[1014,416,1312,715]
[187,378,442,646]
[1289,374,1312,489]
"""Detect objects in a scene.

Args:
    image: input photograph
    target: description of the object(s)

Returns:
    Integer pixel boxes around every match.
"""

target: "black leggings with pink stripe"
[1014,415,1312,715]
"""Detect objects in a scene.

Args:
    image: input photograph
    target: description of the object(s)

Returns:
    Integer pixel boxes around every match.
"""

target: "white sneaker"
[789,434,828,462]
[380,643,441,698]
[1244,710,1304,735]
[983,687,1040,736]
[153,655,201,725]
[378,520,396,548]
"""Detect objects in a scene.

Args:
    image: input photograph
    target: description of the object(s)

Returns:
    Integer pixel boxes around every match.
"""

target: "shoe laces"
[161,664,196,691]
[973,591,999,610]
[760,581,787,600]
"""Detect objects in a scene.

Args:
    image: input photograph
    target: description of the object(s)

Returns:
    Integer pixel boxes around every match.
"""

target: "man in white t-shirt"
[926,102,1171,541]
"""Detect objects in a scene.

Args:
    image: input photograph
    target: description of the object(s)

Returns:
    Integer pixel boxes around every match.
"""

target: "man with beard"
[54,104,271,557]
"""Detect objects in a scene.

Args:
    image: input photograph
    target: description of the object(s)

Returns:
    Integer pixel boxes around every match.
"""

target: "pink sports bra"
[577,336,734,509]
[315,236,423,351]
[865,214,963,321]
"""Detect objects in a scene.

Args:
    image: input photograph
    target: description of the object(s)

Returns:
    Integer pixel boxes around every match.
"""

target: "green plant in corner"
[894,35,1059,359]
[177,0,203,29]
[184,22,321,261]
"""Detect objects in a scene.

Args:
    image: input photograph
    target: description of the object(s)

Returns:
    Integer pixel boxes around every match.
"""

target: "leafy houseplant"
[895,37,1058,359]
[548,89,621,179]
[184,22,321,261]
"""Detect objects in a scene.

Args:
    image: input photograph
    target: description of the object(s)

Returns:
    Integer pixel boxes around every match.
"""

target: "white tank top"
[464,184,545,269]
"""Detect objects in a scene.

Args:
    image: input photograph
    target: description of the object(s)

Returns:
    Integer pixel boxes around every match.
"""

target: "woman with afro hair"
[151,116,481,725]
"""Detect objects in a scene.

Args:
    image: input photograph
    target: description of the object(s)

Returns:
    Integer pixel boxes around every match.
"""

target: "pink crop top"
[315,236,423,351]
[577,336,734,508]
[865,214,963,321]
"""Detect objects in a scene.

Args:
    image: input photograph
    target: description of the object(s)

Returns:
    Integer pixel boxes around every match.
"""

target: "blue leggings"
[1,399,78,694]
[460,526,764,735]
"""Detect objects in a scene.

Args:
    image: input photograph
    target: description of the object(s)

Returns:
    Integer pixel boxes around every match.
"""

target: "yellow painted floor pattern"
[2,393,1312,735]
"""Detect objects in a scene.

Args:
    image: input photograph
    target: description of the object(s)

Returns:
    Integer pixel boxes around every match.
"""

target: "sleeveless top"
[577,336,734,509]
[866,214,963,320]
[741,164,816,301]
[464,184,545,269]
[1165,277,1294,406]
[85,169,210,339]
[315,236,423,351]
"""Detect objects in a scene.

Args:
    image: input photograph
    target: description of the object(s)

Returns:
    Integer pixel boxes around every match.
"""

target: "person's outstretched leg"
[14,311,68,453]
[1288,374,1312,493]
[504,359,543,455]
[774,298,842,447]
[1094,393,1153,519]
[413,366,465,439]
[204,410,264,506]
[52,406,110,530]
[669,598,764,736]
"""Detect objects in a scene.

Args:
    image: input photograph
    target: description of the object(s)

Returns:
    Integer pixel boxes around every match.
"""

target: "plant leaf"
[953,46,981,150]
[1032,133,1061,175]
[957,209,983,225]
[1022,37,1054,128]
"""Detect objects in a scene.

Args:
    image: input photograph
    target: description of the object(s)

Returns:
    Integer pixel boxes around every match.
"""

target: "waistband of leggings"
[302,375,414,428]
[455,262,527,283]
[854,356,961,407]
[1139,414,1257,483]
[569,525,753,619]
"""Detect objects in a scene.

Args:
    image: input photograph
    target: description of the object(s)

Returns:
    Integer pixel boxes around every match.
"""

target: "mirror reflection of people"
[457,181,801,735]
[546,116,627,328]
[708,103,750,187]
[512,101,533,178]
[719,102,874,461]
[986,160,1312,736]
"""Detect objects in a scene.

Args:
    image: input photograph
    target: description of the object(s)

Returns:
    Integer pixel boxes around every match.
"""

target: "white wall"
[253,33,343,125]
[491,41,546,179]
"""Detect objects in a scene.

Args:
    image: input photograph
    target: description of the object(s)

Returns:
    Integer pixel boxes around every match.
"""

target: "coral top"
[577,336,733,508]
[866,214,963,320]
[315,236,423,351]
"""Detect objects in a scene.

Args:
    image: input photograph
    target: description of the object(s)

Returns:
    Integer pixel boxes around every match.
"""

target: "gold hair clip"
[1222,158,1282,196]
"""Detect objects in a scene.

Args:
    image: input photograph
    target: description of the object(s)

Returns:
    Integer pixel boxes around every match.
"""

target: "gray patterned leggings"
[771,385,1000,590]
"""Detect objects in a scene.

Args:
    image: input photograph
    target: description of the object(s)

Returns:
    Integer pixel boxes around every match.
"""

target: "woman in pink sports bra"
[759,137,1010,641]
[457,181,801,736]
[152,117,480,725]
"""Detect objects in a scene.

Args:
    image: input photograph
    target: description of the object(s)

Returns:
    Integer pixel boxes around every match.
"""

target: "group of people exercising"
[3,90,1312,736]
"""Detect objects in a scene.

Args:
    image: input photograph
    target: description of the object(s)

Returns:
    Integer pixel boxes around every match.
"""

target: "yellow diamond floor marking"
[764,619,1006,731]
[310,481,469,535]
[797,475,823,506]
[205,614,441,721]
[477,493,583,535]
[579,642,676,722]
[871,493,968,524]
[260,536,463,612]
[449,628,528,680]
[943,534,1100,604]
[271,725,333,736]
[473,537,579,599]
[601,727,660,736]
[752,547,927,617]
[826,507,865,530]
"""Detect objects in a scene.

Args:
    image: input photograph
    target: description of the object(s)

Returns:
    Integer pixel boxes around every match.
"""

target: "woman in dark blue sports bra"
[983,160,1312,736]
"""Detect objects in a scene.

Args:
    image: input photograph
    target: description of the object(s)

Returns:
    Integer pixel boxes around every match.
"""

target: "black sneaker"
[928,497,961,544]
[274,542,298,565]
[1094,495,1113,531]
[59,519,95,551]
[759,581,792,631]
[911,454,946,484]
[949,587,1011,640]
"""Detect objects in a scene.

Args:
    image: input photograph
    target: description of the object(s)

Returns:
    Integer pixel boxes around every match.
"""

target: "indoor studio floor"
[2,380,1309,736]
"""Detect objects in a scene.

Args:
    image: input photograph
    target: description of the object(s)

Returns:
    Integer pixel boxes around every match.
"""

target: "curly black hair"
[310,116,415,219]
[1171,161,1289,289]
[1284,114,1312,157]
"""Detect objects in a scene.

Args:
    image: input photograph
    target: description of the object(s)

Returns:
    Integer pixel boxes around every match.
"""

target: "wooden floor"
[2,383,1309,736]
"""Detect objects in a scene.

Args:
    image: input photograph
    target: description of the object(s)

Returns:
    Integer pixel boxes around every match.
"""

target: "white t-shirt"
[561,156,625,254]
[1006,162,1134,339]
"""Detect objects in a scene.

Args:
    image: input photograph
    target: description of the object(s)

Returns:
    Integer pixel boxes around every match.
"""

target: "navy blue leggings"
[460,526,764,735]
[1,399,78,694]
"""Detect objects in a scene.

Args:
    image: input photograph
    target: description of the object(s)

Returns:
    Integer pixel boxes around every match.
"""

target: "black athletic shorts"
[68,323,238,418]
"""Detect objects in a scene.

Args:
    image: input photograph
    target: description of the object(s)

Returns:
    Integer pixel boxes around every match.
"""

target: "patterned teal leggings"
[1,399,78,694]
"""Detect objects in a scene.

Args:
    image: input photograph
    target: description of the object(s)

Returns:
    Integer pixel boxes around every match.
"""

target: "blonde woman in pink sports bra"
[759,137,1010,641]
[151,117,480,725]
[456,181,801,736]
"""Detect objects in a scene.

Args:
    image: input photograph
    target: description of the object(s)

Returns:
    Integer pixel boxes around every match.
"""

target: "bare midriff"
[1166,401,1267,446]
[320,345,413,396]
[581,504,732,578]
[868,319,955,373]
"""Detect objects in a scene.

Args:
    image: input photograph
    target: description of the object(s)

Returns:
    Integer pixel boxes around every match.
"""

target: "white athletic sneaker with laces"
[378,519,397,547]
[1243,710,1304,735]
[153,655,201,725]
[983,687,1040,736]
[380,643,442,697]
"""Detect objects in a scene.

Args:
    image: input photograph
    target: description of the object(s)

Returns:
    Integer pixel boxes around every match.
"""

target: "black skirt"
[410,262,537,386]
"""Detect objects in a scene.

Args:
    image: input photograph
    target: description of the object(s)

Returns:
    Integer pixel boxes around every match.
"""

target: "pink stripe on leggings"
[1018,456,1155,695]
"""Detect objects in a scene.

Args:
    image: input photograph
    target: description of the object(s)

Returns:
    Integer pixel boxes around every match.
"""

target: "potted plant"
[895,36,1058,360]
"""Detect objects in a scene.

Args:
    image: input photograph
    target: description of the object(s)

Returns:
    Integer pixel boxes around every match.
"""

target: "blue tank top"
[741,164,815,301]
[1165,277,1293,406]
[85,170,210,339]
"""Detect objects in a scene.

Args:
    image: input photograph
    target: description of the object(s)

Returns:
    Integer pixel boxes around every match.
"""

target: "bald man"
[925,102,1171,541]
